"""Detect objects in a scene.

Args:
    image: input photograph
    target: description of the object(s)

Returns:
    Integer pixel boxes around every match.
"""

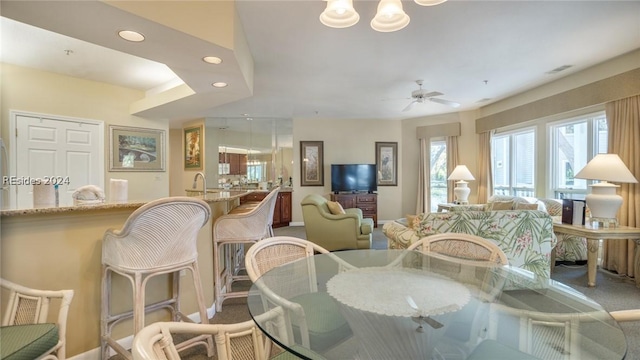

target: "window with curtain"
[492,128,536,197]
[430,139,447,212]
[550,112,607,200]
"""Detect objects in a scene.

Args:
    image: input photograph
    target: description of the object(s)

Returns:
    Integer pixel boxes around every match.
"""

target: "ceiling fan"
[402,80,461,112]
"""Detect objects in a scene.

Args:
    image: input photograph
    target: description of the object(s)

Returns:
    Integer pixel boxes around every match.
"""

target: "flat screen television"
[331,164,377,193]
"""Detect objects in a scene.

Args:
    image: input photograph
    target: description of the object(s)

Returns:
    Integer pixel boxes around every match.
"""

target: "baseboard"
[288,222,305,226]
[69,304,217,360]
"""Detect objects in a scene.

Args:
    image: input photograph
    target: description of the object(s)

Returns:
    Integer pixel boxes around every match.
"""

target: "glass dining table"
[247,249,627,360]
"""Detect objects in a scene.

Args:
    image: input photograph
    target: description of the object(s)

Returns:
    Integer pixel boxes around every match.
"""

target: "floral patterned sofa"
[382,210,558,278]
[488,195,588,264]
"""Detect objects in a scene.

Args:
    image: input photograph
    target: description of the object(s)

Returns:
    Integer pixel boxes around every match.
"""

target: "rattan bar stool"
[212,188,279,312]
[101,197,213,359]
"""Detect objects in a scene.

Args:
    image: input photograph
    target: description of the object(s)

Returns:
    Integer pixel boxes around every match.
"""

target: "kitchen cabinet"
[219,153,247,175]
[239,190,292,228]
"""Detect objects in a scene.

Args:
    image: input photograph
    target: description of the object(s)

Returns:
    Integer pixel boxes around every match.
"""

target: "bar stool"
[212,188,279,311]
[101,197,213,359]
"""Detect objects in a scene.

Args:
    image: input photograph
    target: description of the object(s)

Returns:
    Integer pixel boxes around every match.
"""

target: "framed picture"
[375,141,397,186]
[300,141,324,186]
[109,125,165,171]
[184,125,204,170]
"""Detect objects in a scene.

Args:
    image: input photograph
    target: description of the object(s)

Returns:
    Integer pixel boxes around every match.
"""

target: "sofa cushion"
[488,195,547,212]
[406,214,419,229]
[327,201,345,215]
[490,201,514,210]
[515,202,539,210]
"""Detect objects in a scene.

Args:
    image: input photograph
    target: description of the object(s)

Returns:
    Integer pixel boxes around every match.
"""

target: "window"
[492,128,535,197]
[247,161,266,182]
[550,112,607,199]
[430,139,447,212]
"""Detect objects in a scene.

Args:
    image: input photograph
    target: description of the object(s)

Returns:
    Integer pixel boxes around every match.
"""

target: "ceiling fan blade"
[422,91,443,98]
[402,100,418,112]
[429,97,461,108]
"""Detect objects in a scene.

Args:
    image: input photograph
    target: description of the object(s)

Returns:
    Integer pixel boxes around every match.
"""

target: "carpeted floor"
[117,225,640,359]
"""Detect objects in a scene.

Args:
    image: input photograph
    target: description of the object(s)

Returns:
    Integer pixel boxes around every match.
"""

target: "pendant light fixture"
[319,0,446,32]
[319,0,360,28]
[414,0,448,6]
[370,0,410,32]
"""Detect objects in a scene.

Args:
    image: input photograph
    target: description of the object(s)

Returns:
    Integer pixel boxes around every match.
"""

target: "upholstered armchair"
[301,194,373,251]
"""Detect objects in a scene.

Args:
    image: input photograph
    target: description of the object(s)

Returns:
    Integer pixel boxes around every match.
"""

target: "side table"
[552,222,640,287]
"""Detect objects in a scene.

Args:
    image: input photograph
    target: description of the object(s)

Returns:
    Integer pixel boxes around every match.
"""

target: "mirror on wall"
[205,117,292,189]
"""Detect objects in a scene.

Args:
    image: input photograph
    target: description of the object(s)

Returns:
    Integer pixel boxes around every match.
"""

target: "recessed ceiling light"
[203,56,223,65]
[118,30,145,42]
[212,82,228,88]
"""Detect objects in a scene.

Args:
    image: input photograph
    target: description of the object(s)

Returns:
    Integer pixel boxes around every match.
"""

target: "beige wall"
[0,63,170,202]
[169,120,206,197]
[292,118,403,224]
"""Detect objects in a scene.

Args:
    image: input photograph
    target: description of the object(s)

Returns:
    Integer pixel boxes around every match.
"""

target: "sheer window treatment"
[415,123,461,214]
[602,95,640,281]
[416,135,459,213]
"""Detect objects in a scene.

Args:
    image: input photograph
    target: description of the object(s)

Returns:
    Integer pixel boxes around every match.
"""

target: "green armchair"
[301,194,372,251]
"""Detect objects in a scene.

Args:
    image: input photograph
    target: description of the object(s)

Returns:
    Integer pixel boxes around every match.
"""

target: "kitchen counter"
[0,191,251,217]
[184,187,292,195]
[0,191,250,357]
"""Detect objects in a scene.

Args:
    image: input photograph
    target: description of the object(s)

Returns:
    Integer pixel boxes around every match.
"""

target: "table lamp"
[574,154,637,222]
[448,165,475,204]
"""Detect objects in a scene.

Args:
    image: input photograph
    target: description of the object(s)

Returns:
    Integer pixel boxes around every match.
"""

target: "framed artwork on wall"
[300,141,324,186]
[184,125,204,170]
[109,125,165,171]
[375,141,397,186]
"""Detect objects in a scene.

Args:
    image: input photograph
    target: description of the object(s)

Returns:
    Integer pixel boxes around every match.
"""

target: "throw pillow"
[327,201,346,215]
[406,214,418,229]
[490,201,514,210]
[515,202,538,210]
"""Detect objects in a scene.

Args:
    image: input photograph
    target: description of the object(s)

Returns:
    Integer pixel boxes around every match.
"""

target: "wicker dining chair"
[212,188,280,312]
[399,233,509,359]
[406,233,508,265]
[101,197,213,359]
[0,278,74,360]
[245,236,355,352]
[131,307,316,360]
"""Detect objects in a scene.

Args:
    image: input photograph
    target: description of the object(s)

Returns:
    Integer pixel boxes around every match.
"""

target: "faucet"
[192,172,207,196]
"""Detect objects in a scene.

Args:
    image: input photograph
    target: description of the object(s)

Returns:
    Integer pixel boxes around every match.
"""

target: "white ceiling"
[1,1,639,128]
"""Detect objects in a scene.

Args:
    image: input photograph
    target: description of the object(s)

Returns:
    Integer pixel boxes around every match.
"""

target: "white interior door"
[13,113,103,208]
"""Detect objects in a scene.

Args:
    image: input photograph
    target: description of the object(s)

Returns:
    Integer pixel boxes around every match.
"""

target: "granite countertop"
[185,187,293,193]
[0,191,251,217]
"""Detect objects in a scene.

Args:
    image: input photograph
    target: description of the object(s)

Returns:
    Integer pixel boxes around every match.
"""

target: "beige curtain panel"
[476,131,494,204]
[602,95,640,279]
[446,136,459,203]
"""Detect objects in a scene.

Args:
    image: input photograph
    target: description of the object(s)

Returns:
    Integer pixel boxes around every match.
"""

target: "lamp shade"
[574,154,637,183]
[447,165,475,181]
[574,154,637,221]
[320,0,360,28]
[414,0,447,6]
[370,0,410,32]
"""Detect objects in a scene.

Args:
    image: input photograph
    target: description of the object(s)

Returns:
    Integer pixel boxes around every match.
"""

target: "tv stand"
[330,193,377,228]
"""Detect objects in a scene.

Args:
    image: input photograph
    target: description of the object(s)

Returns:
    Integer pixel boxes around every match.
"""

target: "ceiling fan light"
[414,0,448,6]
[320,0,360,28]
[371,0,410,32]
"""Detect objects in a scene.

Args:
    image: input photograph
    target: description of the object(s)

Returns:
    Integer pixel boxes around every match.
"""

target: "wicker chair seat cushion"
[290,292,352,350]
[0,324,59,360]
